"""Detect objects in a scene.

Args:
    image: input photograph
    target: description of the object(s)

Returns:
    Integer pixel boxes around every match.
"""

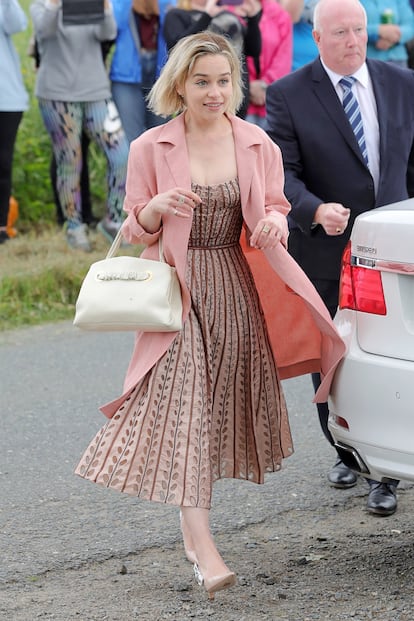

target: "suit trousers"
[310,278,340,448]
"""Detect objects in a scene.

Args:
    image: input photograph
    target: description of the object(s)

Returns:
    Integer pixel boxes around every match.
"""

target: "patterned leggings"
[39,99,129,227]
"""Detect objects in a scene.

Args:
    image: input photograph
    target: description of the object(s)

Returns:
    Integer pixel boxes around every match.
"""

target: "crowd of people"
[2,0,414,600]
[2,0,294,247]
[3,0,414,247]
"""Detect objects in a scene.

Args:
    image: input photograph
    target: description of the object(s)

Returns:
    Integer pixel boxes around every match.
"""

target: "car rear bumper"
[331,438,414,483]
[328,321,414,482]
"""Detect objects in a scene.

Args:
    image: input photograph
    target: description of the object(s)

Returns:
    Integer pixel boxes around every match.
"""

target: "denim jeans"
[112,50,165,144]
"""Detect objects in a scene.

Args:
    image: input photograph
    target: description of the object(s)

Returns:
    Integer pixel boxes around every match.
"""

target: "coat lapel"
[151,116,194,280]
[367,60,388,180]
[157,115,192,189]
[229,115,256,212]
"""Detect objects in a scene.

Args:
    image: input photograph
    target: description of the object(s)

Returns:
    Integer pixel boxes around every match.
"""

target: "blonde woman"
[76,32,344,598]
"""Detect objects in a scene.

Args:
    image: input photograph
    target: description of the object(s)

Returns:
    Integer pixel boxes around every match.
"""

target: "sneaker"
[66,223,92,252]
[97,217,122,243]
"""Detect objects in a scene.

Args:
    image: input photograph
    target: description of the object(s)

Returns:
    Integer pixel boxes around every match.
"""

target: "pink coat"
[100,114,345,418]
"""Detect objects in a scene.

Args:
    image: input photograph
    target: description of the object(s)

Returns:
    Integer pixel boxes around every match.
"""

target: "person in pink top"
[246,0,292,128]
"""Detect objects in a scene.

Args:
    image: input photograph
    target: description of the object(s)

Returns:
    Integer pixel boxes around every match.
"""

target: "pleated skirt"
[75,179,293,507]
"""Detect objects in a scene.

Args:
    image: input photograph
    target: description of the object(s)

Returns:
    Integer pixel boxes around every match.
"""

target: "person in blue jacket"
[280,0,319,71]
[110,0,176,143]
[361,0,414,66]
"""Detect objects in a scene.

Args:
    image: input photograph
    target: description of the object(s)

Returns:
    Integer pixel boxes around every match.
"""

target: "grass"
[1,228,106,330]
[0,228,141,330]
[1,1,119,330]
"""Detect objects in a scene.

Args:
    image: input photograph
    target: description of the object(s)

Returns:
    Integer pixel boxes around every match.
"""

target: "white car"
[328,198,414,483]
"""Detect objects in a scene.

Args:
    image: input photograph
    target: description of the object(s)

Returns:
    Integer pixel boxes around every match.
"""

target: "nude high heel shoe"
[179,511,198,564]
[193,563,236,600]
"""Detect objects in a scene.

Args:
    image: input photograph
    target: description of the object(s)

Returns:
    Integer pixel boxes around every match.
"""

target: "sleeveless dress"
[75,179,293,508]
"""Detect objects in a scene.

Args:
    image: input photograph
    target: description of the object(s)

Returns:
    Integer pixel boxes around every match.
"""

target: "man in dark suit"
[266,0,414,515]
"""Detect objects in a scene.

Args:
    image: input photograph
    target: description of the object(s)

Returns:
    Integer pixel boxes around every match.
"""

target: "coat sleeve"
[30,0,60,39]
[263,135,291,218]
[121,135,163,247]
[261,9,292,84]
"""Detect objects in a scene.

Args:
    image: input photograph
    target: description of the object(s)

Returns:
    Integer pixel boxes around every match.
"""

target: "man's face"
[313,1,368,75]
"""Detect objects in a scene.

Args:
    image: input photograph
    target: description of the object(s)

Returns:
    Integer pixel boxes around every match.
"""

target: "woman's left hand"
[250,212,289,250]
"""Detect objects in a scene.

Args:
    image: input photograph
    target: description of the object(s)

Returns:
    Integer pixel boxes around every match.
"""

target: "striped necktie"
[339,76,369,166]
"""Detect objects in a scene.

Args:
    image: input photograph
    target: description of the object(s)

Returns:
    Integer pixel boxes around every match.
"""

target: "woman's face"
[181,53,233,121]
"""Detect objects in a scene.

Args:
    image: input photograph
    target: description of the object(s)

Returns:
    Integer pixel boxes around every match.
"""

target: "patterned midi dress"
[75,179,293,508]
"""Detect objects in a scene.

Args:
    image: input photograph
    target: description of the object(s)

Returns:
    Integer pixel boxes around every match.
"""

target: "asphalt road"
[0,322,363,583]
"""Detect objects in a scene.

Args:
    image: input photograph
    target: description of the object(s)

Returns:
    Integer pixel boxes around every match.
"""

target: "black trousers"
[310,279,340,448]
[0,111,23,227]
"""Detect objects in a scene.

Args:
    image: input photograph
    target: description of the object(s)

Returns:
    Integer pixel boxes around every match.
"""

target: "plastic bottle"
[381,8,394,23]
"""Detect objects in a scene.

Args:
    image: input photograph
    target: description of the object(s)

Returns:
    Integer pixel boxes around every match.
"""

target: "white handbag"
[73,227,183,332]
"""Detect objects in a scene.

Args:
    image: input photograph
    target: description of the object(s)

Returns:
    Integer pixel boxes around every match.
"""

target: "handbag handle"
[105,225,165,262]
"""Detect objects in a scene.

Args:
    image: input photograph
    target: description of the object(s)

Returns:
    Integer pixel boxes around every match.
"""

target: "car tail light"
[332,415,349,430]
[338,242,387,315]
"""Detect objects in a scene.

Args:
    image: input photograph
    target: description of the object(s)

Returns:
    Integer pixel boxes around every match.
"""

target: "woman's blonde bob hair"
[147,31,244,117]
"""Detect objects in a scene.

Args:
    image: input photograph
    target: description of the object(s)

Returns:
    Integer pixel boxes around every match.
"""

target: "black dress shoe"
[327,459,358,488]
[366,481,397,516]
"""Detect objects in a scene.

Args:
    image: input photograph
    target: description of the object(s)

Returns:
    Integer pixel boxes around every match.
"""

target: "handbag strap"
[105,225,165,262]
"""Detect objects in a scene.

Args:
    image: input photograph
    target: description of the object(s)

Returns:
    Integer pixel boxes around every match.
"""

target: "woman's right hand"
[137,188,202,232]
[147,188,201,219]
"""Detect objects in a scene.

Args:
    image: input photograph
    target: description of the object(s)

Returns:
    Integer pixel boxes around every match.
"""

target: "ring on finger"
[178,195,185,205]
[262,225,271,234]
[174,209,178,216]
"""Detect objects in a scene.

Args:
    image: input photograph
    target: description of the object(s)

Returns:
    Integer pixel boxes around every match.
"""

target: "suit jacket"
[266,57,414,281]
[100,113,345,418]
